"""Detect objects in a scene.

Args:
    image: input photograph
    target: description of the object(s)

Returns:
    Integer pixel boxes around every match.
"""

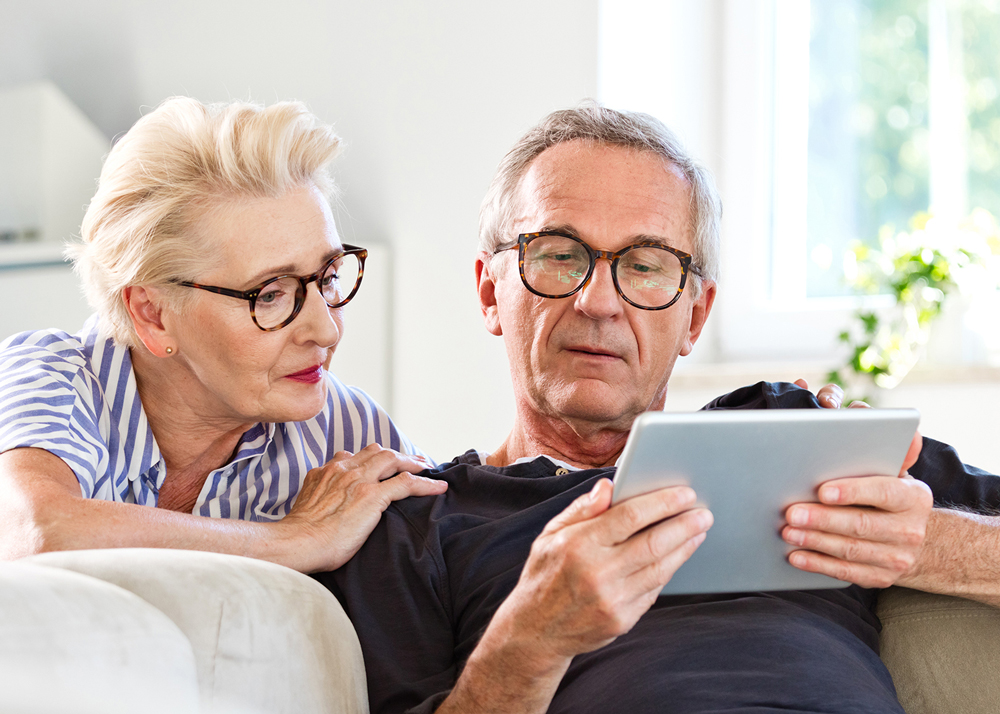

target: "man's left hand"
[782,379,933,588]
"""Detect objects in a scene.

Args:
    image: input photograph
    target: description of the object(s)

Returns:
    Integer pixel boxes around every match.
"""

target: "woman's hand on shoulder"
[278,444,447,573]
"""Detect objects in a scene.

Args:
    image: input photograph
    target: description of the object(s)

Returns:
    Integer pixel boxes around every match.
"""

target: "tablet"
[611,408,920,595]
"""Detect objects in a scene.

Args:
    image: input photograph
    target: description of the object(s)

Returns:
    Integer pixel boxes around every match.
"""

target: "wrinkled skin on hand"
[281,444,446,573]
[486,478,713,668]
[785,379,932,588]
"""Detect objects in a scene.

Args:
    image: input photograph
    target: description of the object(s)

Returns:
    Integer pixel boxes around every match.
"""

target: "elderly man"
[318,105,1000,714]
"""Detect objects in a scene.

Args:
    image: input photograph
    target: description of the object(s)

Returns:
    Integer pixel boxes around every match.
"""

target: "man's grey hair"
[479,102,721,291]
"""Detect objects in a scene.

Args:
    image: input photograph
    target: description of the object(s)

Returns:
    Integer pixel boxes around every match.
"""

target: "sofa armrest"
[23,549,368,714]
[0,560,199,713]
[877,585,1000,714]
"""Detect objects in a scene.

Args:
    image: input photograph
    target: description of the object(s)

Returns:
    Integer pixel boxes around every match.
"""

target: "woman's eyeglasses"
[176,245,367,331]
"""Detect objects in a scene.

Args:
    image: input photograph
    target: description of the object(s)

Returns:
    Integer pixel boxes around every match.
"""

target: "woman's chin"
[260,382,327,423]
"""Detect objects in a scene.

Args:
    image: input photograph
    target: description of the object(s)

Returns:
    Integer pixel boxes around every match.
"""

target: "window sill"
[669,360,1000,392]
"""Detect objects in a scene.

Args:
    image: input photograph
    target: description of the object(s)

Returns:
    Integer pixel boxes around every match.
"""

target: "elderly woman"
[0,97,445,573]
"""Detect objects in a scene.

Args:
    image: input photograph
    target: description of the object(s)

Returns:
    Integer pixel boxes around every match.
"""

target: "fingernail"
[789,551,806,567]
[785,528,805,546]
[788,507,808,526]
[820,486,840,502]
[588,480,602,502]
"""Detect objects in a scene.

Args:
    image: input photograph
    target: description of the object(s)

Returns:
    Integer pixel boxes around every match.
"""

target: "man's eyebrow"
[538,225,672,248]
[242,249,340,287]
[628,234,671,247]
[534,224,582,238]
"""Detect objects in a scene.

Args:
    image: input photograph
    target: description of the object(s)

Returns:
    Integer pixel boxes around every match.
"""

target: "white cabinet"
[1,81,107,340]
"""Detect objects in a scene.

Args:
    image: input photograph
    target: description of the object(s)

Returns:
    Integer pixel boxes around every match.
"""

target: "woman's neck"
[130,346,253,511]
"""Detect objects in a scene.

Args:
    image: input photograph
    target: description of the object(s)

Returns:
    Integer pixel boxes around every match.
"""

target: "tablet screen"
[611,408,920,595]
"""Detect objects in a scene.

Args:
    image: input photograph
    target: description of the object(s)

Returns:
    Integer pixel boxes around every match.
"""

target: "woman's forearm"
[0,444,445,573]
[0,452,307,567]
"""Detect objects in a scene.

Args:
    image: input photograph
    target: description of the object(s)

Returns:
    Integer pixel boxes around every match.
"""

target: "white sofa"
[2,549,367,714]
[3,548,999,714]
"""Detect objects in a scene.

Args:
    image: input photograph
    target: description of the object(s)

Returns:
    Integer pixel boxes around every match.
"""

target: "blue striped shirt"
[0,316,422,521]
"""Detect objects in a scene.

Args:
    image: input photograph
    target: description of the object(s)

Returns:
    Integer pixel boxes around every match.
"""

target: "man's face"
[477,140,715,432]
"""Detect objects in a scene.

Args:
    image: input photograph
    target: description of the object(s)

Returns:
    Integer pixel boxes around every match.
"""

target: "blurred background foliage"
[828,209,1000,400]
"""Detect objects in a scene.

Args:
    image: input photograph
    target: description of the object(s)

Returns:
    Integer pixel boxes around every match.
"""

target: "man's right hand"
[438,478,712,714]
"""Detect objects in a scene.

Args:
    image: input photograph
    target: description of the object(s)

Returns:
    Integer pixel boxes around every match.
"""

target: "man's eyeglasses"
[176,245,367,331]
[494,232,696,310]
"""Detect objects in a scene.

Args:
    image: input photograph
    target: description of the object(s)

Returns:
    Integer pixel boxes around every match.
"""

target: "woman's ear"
[123,286,175,357]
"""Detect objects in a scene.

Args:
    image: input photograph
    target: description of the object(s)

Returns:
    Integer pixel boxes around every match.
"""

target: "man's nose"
[574,258,624,319]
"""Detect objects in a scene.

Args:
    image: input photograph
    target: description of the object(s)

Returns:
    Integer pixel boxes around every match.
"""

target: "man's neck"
[486,409,629,469]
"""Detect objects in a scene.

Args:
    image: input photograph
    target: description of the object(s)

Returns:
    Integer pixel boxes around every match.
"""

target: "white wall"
[0,0,597,461]
[1,0,996,470]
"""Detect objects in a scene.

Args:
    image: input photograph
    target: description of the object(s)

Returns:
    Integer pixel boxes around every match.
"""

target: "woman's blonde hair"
[69,97,343,347]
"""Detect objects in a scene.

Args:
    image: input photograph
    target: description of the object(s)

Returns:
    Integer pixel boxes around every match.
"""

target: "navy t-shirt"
[316,382,1000,714]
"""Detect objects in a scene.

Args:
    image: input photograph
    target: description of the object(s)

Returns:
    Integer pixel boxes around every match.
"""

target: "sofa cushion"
[878,586,1000,714]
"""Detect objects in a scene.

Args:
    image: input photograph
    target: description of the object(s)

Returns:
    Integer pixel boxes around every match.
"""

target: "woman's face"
[162,184,347,426]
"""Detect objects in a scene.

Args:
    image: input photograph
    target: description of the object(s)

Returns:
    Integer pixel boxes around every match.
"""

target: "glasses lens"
[522,235,590,297]
[253,277,302,329]
[615,246,685,308]
[319,252,361,307]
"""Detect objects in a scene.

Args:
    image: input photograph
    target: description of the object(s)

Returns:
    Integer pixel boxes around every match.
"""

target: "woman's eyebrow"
[243,249,340,286]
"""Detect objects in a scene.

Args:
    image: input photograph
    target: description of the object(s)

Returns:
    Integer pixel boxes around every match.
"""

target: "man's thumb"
[542,478,613,534]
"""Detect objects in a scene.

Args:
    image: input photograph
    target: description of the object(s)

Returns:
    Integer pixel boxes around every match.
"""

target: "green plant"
[827,209,1000,401]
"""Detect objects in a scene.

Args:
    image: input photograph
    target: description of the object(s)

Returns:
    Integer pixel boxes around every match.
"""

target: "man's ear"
[122,286,175,357]
[679,280,716,357]
[476,252,503,337]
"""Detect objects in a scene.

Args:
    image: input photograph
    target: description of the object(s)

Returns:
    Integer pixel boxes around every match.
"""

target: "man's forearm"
[899,508,1000,607]
[434,616,572,714]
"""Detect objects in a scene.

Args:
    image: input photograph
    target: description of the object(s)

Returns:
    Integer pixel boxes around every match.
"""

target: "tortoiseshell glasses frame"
[176,244,368,331]
[494,232,696,310]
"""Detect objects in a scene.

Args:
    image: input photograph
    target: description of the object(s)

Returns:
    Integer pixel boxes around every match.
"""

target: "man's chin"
[542,392,643,430]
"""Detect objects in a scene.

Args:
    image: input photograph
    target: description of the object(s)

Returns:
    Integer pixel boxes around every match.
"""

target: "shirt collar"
[477,451,584,472]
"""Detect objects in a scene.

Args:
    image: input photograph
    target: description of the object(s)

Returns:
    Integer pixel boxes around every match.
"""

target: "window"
[775,0,1000,302]
[599,0,999,362]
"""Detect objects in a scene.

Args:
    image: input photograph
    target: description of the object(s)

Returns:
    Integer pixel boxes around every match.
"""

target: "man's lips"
[285,365,324,383]
[564,345,623,360]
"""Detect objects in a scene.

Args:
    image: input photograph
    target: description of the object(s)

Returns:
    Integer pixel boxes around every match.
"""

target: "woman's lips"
[285,365,324,384]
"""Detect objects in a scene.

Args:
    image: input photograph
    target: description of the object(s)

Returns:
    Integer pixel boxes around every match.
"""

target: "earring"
[165,346,174,355]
